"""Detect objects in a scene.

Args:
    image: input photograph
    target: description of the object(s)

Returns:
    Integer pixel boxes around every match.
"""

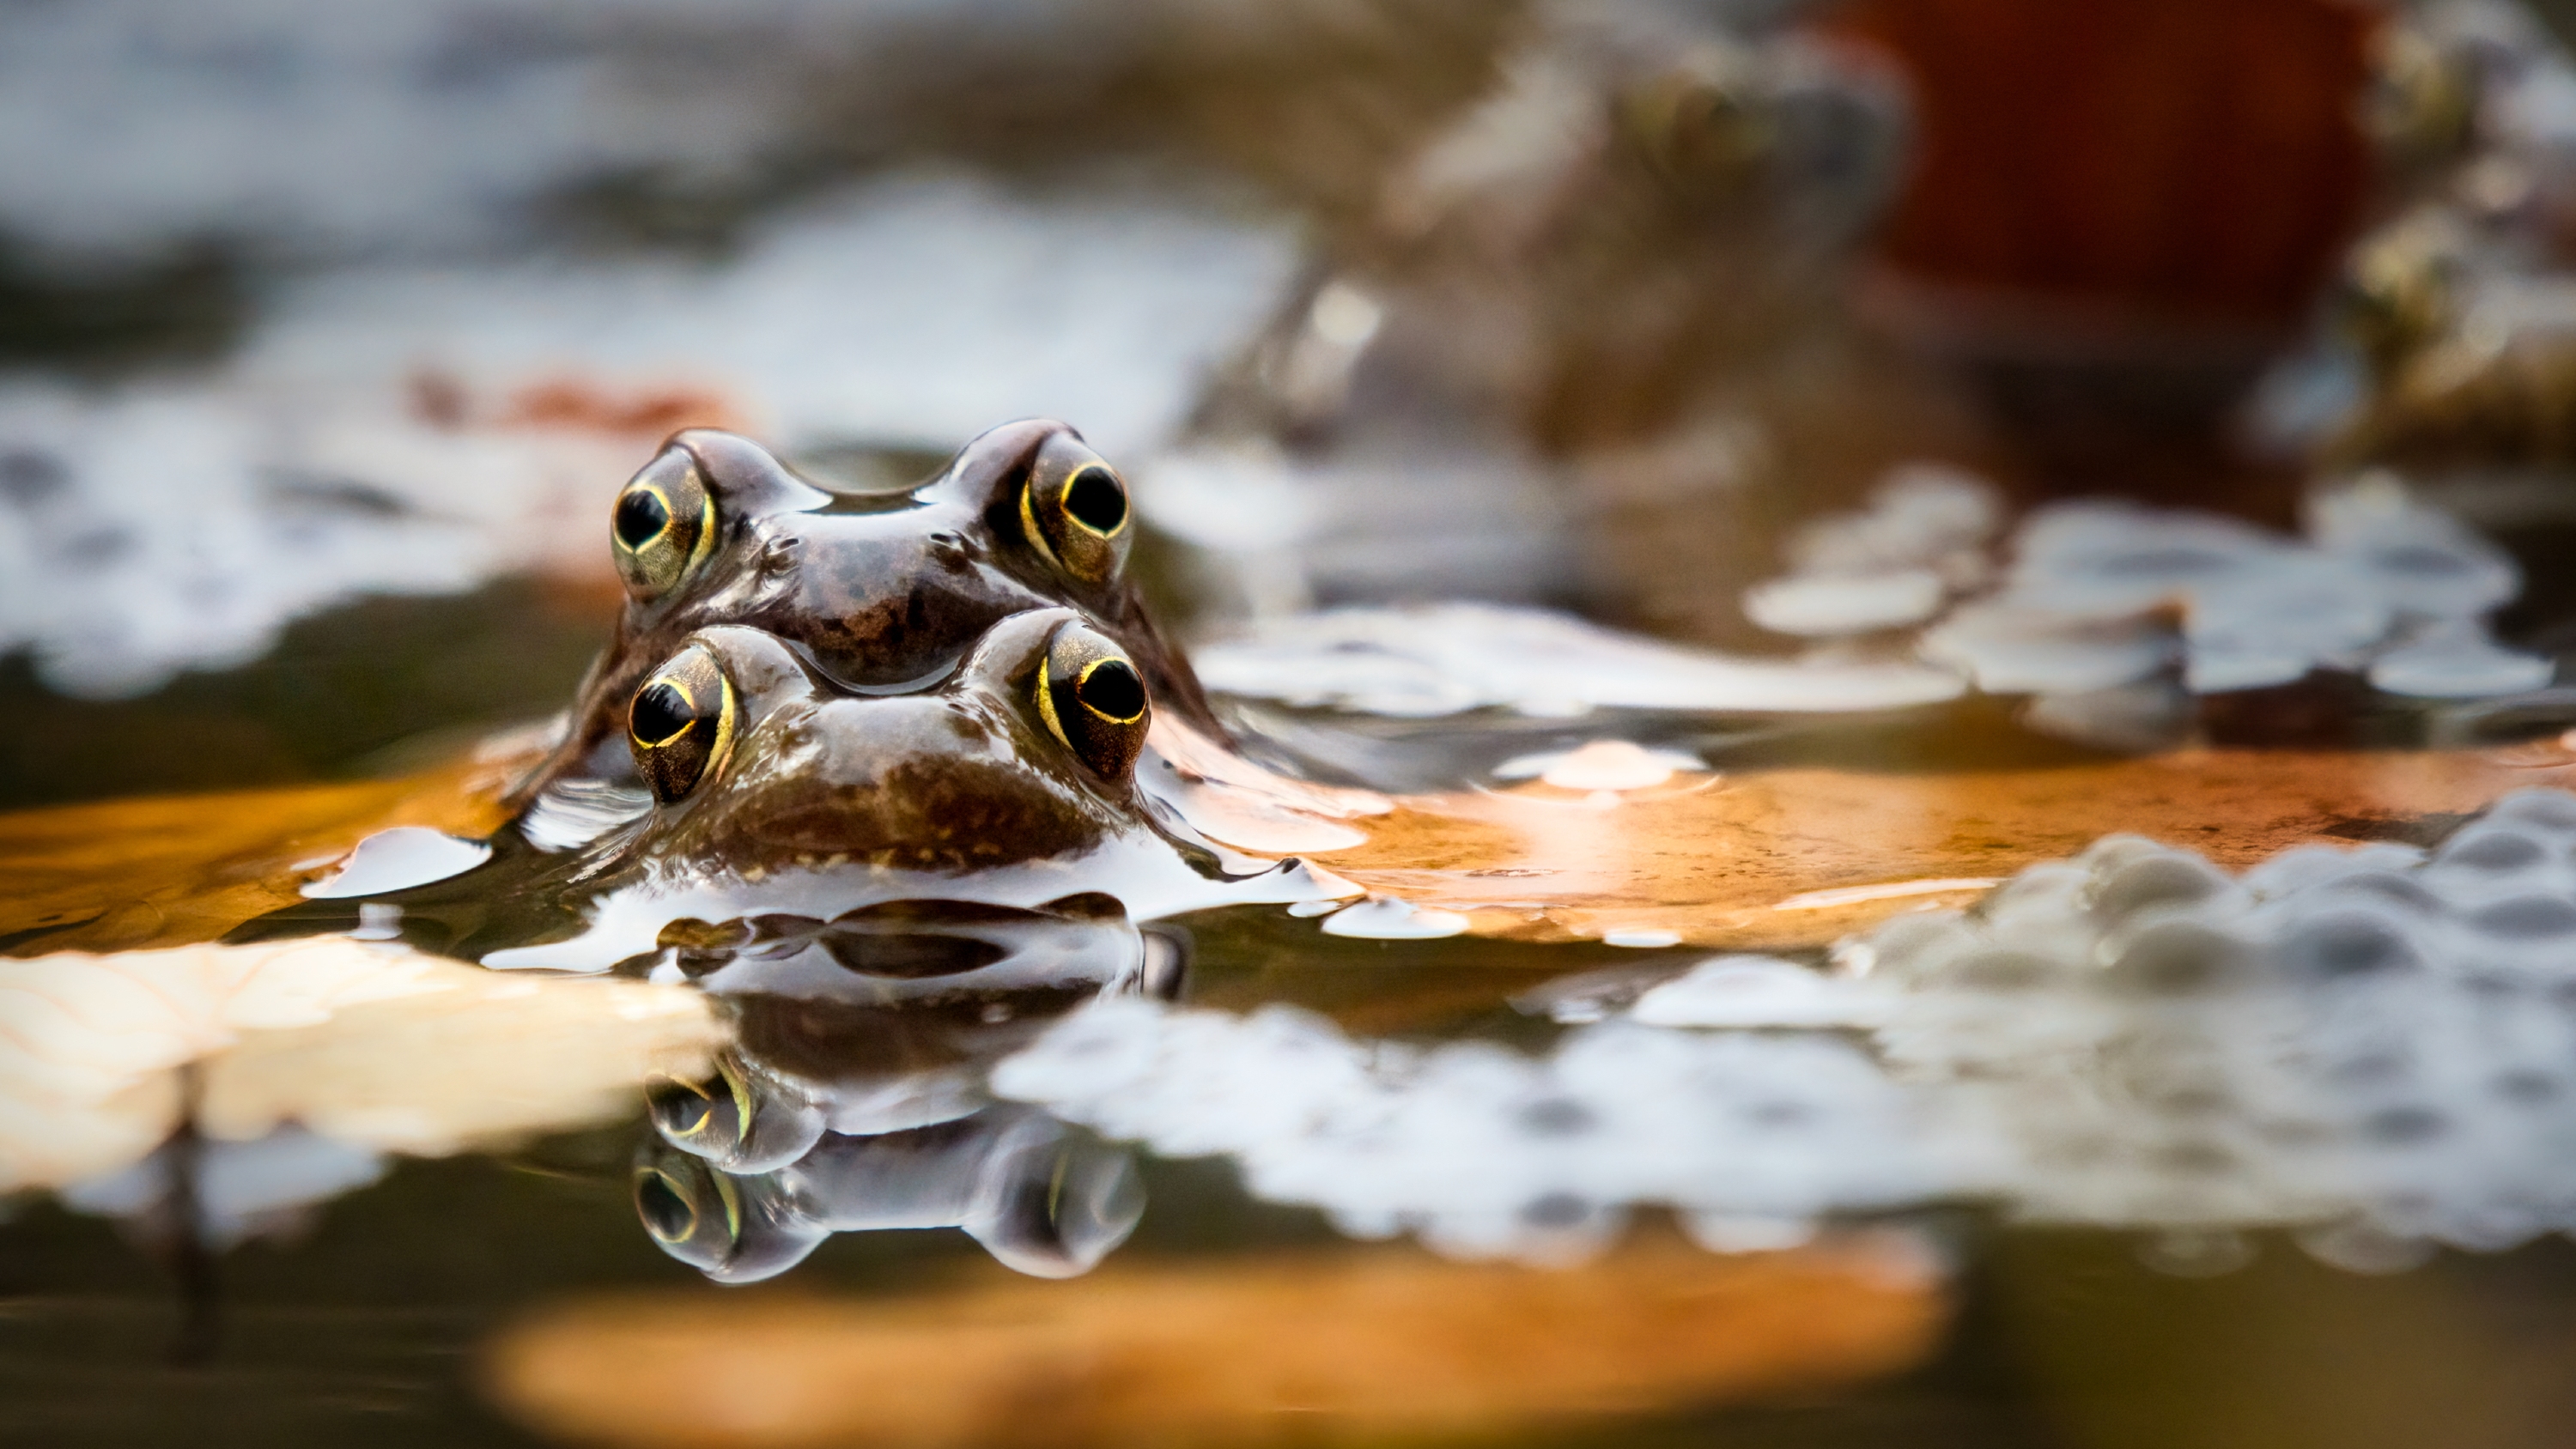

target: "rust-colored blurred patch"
[405,365,749,438]
[1832,0,2379,332]
[0,745,536,956]
[486,1232,1942,1449]
[501,378,749,438]
[1824,0,2380,512]
[1314,747,2561,949]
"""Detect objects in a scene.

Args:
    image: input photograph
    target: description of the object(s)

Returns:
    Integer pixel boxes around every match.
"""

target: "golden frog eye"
[1018,433,1132,584]
[1035,621,1150,780]
[628,643,736,803]
[611,446,719,600]
[647,1064,745,1149]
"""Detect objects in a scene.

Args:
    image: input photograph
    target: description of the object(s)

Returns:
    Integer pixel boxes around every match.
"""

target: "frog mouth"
[685,749,1120,871]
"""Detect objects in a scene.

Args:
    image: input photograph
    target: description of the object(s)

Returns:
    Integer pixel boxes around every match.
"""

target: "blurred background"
[14,0,2576,808]
[25,8,2576,1449]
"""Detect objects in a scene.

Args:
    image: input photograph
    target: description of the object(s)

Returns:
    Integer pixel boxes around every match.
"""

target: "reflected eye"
[1018,433,1132,584]
[632,1157,743,1271]
[635,1166,702,1242]
[611,446,719,600]
[1035,621,1151,780]
[628,643,736,803]
[646,1056,827,1174]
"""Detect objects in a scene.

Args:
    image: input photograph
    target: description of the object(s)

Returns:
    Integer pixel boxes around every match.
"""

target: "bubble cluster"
[1740,463,1998,637]
[1001,788,2576,1267]
[992,997,1934,1263]
[1735,471,2554,743]
[1192,601,1968,718]
[1932,483,2537,698]
[1205,475,2552,731]
[1849,789,2576,1249]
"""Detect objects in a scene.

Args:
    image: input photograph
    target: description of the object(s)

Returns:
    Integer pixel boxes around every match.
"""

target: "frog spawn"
[996,787,2576,1270]
[1189,472,2550,737]
[993,991,1929,1264]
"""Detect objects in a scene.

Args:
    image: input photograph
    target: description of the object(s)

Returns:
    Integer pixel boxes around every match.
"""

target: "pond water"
[20,3,2576,1447]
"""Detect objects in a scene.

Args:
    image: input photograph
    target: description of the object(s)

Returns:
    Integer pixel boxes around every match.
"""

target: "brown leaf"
[1312,748,2564,948]
[0,751,524,956]
[486,1232,1942,1449]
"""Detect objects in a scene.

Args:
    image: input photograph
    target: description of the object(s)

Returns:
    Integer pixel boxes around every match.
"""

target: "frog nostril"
[1063,467,1127,535]
[616,488,671,550]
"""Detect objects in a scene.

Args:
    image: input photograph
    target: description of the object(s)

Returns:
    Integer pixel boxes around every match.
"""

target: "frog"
[246,419,1376,972]
[514,417,1213,803]
[1157,0,1989,644]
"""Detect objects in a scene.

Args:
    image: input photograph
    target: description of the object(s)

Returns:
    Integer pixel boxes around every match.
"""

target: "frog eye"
[1018,433,1132,584]
[635,1161,723,1247]
[1035,621,1150,780]
[647,1058,825,1173]
[628,644,736,803]
[631,1155,749,1276]
[1623,64,1770,187]
[611,446,719,600]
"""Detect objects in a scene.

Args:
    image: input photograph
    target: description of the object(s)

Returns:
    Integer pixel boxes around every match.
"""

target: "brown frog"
[518,418,1212,801]
[264,420,1372,970]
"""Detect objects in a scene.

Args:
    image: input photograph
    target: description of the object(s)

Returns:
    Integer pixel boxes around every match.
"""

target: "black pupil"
[636,1173,696,1240]
[1063,468,1127,533]
[648,1087,713,1136]
[1077,659,1145,720]
[616,488,671,549]
[632,681,699,745]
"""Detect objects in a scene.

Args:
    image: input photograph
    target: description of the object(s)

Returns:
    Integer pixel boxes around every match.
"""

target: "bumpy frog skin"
[264,420,1367,969]
[605,612,1160,874]
[518,419,1212,803]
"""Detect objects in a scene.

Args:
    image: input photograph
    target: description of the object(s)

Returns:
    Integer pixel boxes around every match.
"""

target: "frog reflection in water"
[265,420,1356,1277]
[630,895,1178,1282]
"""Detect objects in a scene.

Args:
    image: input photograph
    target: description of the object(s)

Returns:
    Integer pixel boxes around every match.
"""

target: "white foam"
[1917,601,2177,695]
[1492,740,1704,791]
[1742,570,1944,636]
[1780,463,2002,582]
[301,827,491,898]
[1629,955,1889,1028]
[1194,602,1968,718]
[0,0,1219,261]
[1319,897,1473,941]
[2368,625,2556,697]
